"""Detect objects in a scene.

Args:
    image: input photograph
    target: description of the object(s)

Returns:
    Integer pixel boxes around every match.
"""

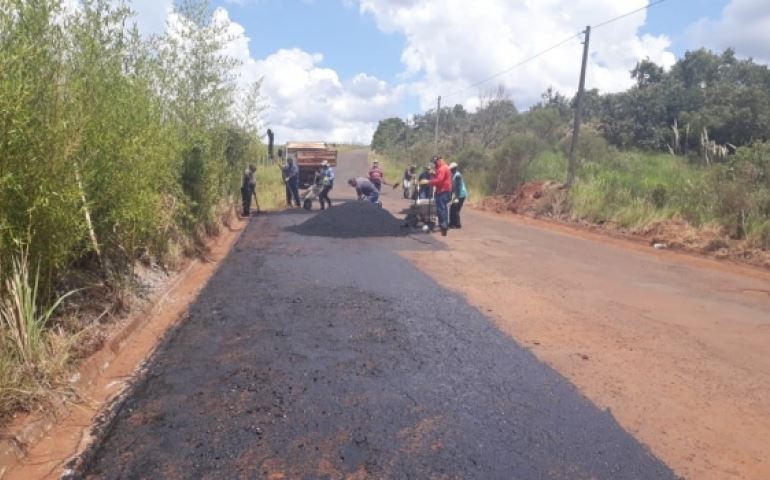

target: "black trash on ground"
[286,201,408,238]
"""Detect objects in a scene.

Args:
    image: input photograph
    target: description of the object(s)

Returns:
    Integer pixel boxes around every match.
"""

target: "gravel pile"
[286,201,407,238]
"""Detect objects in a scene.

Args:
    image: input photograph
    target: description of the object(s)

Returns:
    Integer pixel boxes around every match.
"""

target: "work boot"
[441,227,448,236]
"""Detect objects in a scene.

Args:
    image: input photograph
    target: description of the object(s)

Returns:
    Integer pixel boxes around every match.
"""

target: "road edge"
[0,216,250,479]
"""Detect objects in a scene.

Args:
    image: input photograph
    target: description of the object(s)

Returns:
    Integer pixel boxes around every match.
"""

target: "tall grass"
[570,153,710,230]
[255,167,287,211]
[0,250,79,415]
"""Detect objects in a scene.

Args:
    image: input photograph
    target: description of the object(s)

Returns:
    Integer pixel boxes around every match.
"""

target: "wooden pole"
[434,96,441,155]
[567,26,591,187]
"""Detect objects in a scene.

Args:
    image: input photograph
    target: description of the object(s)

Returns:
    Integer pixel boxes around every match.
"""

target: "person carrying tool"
[449,162,467,229]
[283,157,300,208]
[240,164,257,216]
[348,177,379,204]
[429,156,452,236]
[368,159,385,191]
[319,160,334,210]
[418,164,433,199]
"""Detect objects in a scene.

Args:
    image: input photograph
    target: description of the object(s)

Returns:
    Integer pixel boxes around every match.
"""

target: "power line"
[592,0,669,30]
[442,32,583,101]
[439,0,671,102]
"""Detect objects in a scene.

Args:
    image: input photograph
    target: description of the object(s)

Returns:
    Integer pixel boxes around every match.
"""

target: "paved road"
[399,170,770,479]
[76,152,675,479]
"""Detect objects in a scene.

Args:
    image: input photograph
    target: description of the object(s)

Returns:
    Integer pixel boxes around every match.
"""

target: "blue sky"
[216,0,731,86]
[169,0,766,142]
[217,1,405,82]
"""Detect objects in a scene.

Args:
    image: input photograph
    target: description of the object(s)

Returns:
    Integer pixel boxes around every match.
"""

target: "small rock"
[653,243,667,250]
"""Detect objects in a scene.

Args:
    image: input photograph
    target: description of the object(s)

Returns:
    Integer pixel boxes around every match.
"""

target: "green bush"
[0,0,269,415]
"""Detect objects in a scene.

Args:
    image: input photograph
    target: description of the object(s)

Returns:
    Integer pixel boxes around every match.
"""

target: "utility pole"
[567,26,591,187]
[404,117,409,163]
[434,96,441,155]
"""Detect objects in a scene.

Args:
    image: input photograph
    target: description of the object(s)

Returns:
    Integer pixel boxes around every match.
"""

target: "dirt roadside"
[392,201,770,480]
[0,216,250,480]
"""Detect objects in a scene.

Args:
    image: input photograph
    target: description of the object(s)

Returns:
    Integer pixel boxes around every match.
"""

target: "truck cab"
[286,142,338,189]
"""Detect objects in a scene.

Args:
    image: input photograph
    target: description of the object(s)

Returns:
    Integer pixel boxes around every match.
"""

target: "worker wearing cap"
[449,162,467,229]
[368,160,385,191]
[429,156,452,236]
[319,160,334,210]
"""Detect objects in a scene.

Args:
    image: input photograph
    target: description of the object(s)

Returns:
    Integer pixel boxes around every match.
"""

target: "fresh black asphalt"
[75,152,676,479]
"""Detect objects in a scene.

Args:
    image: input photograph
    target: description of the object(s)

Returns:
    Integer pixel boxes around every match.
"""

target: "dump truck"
[286,141,338,189]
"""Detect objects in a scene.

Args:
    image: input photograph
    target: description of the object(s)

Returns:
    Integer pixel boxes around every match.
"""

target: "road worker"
[283,157,300,208]
[429,156,452,236]
[348,177,379,204]
[240,164,257,216]
[319,160,334,210]
[449,162,467,229]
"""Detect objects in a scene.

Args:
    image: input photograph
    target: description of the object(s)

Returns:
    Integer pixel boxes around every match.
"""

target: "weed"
[0,249,80,416]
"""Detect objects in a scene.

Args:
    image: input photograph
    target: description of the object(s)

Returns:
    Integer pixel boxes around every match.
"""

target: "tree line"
[371,48,770,248]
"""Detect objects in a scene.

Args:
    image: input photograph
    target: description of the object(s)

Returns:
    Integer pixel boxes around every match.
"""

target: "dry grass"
[0,249,81,418]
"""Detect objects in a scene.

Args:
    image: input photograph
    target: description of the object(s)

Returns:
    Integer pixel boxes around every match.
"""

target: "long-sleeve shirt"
[452,171,467,199]
[283,163,299,183]
[324,167,335,183]
[429,160,452,193]
[354,177,376,197]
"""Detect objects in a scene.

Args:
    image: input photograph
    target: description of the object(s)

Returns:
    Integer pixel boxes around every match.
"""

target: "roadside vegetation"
[0,0,274,418]
[372,49,770,251]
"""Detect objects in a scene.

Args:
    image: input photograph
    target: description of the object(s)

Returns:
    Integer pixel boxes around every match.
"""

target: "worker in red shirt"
[429,156,452,236]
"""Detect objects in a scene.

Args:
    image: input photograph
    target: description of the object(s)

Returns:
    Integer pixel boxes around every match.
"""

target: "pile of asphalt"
[286,201,407,238]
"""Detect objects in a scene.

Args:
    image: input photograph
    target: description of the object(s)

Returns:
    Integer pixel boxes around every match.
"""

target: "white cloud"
[243,48,404,143]
[357,0,676,110]
[126,2,402,144]
[687,0,770,63]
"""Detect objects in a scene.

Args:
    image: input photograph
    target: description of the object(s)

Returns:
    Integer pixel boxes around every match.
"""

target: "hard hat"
[448,162,458,170]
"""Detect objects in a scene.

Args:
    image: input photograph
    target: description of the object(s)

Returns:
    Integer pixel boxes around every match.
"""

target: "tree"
[631,58,664,88]
[371,117,406,153]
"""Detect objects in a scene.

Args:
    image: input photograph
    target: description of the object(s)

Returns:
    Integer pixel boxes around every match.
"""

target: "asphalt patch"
[286,201,408,238]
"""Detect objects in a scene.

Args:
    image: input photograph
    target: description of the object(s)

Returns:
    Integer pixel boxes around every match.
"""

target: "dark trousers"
[373,181,382,192]
[319,184,333,209]
[241,185,254,216]
[435,191,451,230]
[285,180,300,207]
[450,197,465,227]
